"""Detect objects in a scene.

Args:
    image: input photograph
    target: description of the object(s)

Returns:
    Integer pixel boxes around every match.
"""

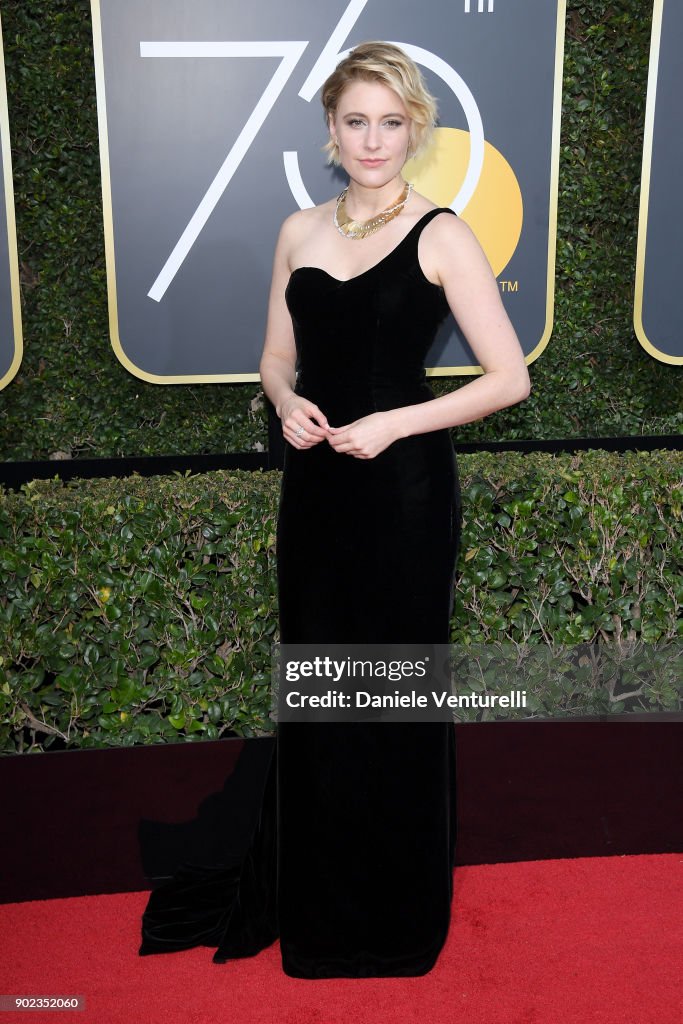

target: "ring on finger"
[294,425,305,437]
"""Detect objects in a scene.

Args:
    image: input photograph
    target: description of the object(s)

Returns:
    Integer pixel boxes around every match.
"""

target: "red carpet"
[1,854,680,1024]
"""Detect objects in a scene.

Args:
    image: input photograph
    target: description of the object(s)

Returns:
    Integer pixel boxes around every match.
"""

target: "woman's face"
[329,79,412,186]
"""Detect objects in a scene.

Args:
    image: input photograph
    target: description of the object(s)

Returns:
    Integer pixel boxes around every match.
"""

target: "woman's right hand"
[280,395,331,449]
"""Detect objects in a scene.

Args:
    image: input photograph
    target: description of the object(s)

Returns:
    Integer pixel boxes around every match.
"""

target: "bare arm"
[259,213,330,446]
[328,214,530,457]
[393,213,530,437]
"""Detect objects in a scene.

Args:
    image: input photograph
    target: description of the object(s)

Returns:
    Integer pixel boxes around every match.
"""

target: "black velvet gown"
[139,206,462,978]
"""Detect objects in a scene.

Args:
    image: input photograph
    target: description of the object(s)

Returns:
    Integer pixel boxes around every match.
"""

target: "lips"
[360,159,386,167]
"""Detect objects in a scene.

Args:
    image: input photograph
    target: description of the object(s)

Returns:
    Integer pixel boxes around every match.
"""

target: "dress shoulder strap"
[410,206,457,241]
[399,207,457,261]
[422,207,457,225]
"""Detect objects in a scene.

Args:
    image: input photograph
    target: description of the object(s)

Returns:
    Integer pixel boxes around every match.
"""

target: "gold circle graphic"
[405,127,523,277]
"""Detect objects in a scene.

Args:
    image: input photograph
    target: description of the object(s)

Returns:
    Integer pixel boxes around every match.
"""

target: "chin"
[353,165,400,182]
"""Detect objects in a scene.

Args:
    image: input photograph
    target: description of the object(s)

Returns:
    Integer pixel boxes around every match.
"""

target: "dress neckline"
[288,207,453,286]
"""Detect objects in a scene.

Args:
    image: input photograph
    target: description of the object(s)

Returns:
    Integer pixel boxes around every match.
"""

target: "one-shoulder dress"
[139,206,462,979]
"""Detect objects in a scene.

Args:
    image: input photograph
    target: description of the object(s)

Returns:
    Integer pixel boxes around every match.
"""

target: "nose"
[364,124,381,151]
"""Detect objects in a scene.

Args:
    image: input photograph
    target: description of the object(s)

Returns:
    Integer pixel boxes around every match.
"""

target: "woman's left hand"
[326,411,402,459]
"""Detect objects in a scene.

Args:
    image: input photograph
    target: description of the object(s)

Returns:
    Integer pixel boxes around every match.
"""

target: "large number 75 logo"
[140,0,488,303]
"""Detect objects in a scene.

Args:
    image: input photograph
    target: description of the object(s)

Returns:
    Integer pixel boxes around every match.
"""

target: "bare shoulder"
[427,210,489,265]
[275,201,335,267]
[426,208,478,246]
[406,192,472,240]
[416,207,493,289]
[279,204,317,229]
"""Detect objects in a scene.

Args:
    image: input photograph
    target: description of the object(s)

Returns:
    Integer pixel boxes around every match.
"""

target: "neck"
[343,174,406,219]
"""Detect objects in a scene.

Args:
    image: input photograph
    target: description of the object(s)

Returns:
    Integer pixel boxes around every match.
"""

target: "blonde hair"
[321,41,438,166]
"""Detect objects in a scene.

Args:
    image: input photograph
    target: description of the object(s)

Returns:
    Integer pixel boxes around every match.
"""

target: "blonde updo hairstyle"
[321,41,438,166]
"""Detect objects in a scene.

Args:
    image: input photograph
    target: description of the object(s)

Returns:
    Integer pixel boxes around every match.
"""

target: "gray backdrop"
[93,0,565,381]
[635,0,683,364]
[0,14,20,390]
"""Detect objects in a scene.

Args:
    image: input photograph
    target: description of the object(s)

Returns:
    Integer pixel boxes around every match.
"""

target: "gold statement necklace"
[334,180,414,239]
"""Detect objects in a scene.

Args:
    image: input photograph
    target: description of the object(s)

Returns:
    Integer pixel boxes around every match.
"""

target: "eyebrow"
[342,111,406,118]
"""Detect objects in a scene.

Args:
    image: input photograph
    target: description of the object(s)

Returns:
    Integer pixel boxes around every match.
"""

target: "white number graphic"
[140,42,307,302]
[284,0,484,213]
[282,0,485,211]
[141,1,485,300]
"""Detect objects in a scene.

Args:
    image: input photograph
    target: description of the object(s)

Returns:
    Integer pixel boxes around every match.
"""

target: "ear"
[327,111,337,142]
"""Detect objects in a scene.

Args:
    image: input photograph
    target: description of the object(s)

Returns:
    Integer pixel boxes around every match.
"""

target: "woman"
[140,40,529,978]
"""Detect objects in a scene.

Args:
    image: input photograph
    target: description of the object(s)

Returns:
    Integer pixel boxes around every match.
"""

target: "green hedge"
[1,449,681,753]
[0,0,680,461]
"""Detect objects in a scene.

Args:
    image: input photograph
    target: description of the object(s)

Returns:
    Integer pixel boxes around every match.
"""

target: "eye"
[385,120,403,128]
[346,118,365,127]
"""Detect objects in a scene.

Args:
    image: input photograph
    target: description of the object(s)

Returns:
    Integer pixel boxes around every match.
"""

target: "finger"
[283,421,305,443]
[327,430,354,444]
[284,421,314,443]
[288,414,329,439]
[285,427,311,448]
[327,422,355,434]
[301,412,329,435]
[284,434,304,449]
[302,404,331,433]
[284,422,329,449]
[281,399,330,436]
